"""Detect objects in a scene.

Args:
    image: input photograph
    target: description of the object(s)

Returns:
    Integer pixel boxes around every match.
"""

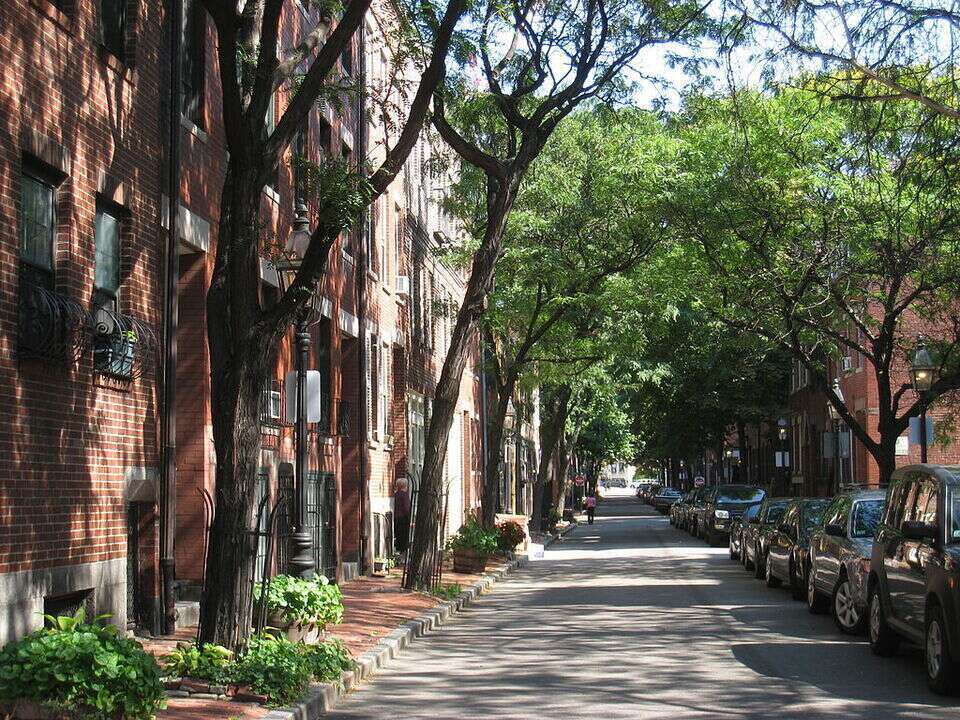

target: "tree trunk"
[736,419,748,484]
[552,433,570,514]
[404,179,518,589]
[531,387,572,534]
[482,371,518,527]
[199,172,285,649]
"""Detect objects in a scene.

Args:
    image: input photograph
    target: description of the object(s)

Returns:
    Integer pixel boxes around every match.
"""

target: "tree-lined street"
[332,491,955,719]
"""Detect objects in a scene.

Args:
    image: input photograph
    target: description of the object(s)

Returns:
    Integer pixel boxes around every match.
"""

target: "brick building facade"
[1,0,529,643]
[0,0,167,642]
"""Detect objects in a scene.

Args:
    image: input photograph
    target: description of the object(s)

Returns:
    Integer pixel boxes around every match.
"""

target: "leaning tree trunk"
[404,180,517,589]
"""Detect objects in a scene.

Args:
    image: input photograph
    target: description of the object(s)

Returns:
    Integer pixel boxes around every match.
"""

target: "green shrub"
[161,642,233,682]
[0,610,165,720]
[446,516,499,557]
[430,583,463,601]
[254,574,344,628]
[496,521,526,551]
[302,639,355,682]
[543,508,562,529]
[231,633,314,706]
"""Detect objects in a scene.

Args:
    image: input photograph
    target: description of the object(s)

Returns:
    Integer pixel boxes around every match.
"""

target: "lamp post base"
[289,530,315,579]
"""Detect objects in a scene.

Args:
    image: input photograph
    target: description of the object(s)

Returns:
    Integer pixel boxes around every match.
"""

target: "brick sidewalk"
[150,561,509,719]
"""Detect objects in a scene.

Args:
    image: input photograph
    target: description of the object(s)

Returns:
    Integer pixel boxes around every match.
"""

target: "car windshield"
[744,504,761,521]
[802,501,831,531]
[717,486,765,502]
[851,499,884,538]
[660,489,681,496]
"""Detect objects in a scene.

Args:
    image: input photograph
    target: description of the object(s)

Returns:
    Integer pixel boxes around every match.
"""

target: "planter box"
[265,611,322,644]
[452,548,489,574]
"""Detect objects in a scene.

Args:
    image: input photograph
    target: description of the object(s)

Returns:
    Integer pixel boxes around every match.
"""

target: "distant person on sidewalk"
[585,494,597,524]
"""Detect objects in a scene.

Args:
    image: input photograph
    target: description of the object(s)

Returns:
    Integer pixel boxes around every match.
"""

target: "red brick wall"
[0,0,164,593]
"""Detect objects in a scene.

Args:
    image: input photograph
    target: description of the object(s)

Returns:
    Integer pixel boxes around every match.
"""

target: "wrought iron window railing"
[18,279,90,362]
[90,303,159,380]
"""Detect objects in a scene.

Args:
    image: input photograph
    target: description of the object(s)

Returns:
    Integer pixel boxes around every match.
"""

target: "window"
[316,318,332,432]
[20,169,57,288]
[341,40,353,76]
[292,119,308,203]
[264,92,277,189]
[100,0,127,61]
[914,480,939,526]
[181,0,205,125]
[366,197,379,275]
[367,335,378,437]
[851,499,884,538]
[379,199,389,281]
[319,118,332,156]
[94,205,122,307]
[378,343,390,439]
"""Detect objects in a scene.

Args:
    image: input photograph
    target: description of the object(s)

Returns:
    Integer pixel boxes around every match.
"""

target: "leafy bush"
[254,574,344,628]
[430,583,463,601]
[302,638,355,682]
[0,610,165,720]
[543,508,562,530]
[446,516,499,557]
[231,633,314,706]
[161,642,233,682]
[496,521,526,552]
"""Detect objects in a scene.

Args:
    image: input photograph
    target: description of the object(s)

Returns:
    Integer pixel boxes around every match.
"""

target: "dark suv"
[867,465,960,693]
[700,484,766,546]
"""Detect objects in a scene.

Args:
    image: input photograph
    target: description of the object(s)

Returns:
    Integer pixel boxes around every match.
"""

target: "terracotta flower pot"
[452,548,489,574]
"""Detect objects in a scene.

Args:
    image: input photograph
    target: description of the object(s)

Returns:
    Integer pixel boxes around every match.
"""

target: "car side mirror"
[824,523,845,538]
[902,520,937,541]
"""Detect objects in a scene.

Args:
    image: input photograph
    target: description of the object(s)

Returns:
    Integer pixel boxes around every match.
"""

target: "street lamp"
[777,417,788,442]
[827,379,843,490]
[910,337,938,463]
[276,201,317,579]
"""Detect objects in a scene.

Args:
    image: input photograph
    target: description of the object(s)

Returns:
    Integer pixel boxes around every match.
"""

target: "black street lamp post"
[910,337,937,464]
[276,202,317,579]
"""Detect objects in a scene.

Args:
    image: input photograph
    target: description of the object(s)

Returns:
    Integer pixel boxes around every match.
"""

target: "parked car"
[675,488,700,530]
[643,484,662,504]
[689,486,716,538]
[765,497,832,599]
[742,497,792,576]
[730,503,762,561]
[867,465,960,693]
[807,489,885,634]
[652,487,683,513]
[671,493,691,526]
[700,484,766,546]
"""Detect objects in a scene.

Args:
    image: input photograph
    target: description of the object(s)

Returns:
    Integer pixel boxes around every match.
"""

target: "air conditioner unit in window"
[841,356,853,372]
[267,390,282,421]
[395,275,410,296]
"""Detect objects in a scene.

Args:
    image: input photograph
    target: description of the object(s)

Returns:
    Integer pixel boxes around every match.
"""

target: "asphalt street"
[328,491,958,719]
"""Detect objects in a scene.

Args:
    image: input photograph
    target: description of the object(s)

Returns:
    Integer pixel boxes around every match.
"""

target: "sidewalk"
[148,559,516,720]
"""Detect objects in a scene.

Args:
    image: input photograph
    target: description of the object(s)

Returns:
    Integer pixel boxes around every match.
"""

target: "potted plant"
[447,517,499,573]
[496,520,526,554]
[254,574,344,644]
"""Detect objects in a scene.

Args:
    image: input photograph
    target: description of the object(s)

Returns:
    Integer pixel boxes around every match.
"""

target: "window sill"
[181,116,208,143]
[30,0,74,32]
[98,45,135,82]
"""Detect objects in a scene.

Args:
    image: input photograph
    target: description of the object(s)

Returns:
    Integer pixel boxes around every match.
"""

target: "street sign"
[284,370,323,423]
[573,475,585,486]
[694,476,705,487]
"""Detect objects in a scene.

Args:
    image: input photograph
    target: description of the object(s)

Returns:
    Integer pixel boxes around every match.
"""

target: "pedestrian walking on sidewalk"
[585,494,597,524]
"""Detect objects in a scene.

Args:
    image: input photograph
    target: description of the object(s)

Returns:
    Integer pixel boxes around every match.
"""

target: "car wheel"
[765,556,782,588]
[926,603,959,694]
[807,568,829,614]
[868,586,900,657]
[831,575,864,633]
[743,545,753,570]
[753,547,765,578]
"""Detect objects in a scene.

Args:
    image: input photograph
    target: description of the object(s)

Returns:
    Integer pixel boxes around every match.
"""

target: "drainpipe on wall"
[159,0,183,636]
[355,20,372,576]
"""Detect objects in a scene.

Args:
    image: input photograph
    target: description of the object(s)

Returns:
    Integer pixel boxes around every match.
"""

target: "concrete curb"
[271,555,529,719]
[544,520,579,548]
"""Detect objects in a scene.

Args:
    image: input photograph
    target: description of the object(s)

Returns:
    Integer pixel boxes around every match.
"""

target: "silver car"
[806,489,885,634]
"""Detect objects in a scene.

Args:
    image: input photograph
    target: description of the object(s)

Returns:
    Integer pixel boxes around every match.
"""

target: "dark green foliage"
[496,521,526,552]
[0,611,165,720]
[446,516,500,557]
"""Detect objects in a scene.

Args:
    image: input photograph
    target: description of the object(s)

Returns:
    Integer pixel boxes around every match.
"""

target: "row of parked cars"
[642,465,960,694]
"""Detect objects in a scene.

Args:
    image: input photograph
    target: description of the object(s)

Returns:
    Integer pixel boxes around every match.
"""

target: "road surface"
[329,491,957,719]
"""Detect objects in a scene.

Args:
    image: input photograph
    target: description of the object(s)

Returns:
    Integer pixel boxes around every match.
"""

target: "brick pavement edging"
[254,554,533,719]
